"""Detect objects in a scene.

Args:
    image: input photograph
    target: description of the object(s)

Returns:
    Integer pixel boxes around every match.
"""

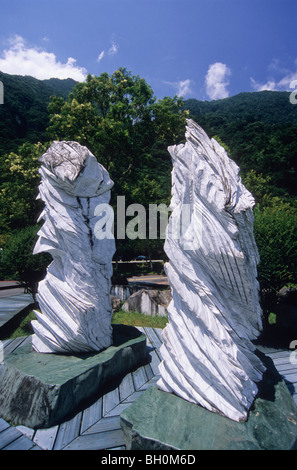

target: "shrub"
[0,225,51,292]
[254,198,297,293]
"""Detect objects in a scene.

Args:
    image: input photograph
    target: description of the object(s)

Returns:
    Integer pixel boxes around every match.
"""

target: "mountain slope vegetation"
[0,71,76,155]
[0,71,296,301]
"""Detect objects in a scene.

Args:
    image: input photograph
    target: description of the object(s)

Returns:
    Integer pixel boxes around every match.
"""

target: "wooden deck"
[1,328,297,450]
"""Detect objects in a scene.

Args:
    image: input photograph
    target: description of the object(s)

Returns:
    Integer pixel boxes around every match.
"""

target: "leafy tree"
[0,225,51,293]
[254,197,297,293]
[0,71,75,156]
[47,69,187,203]
[242,170,273,204]
[0,141,48,233]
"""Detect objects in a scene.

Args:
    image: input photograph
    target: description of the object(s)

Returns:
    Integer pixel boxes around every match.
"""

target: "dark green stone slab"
[120,352,297,450]
[0,324,147,429]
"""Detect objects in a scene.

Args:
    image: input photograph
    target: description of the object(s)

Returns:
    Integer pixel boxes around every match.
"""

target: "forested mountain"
[0,72,76,155]
[0,71,296,297]
[184,91,297,197]
[185,91,297,126]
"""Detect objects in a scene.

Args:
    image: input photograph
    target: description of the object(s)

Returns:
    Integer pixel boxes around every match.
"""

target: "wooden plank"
[33,425,59,450]
[108,445,126,450]
[80,397,102,434]
[0,418,10,433]
[274,363,297,375]
[148,348,161,376]
[16,425,35,440]
[82,416,121,435]
[132,366,147,390]
[102,387,120,417]
[267,350,291,359]
[104,402,132,417]
[272,356,294,366]
[123,390,145,403]
[153,327,164,343]
[63,429,125,450]
[0,426,23,449]
[280,370,297,381]
[119,373,135,401]
[139,376,159,391]
[53,412,82,450]
[2,434,36,450]
[143,363,154,381]
[144,327,162,350]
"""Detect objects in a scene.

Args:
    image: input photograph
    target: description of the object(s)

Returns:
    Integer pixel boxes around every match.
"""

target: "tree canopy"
[46,68,187,204]
[0,71,296,297]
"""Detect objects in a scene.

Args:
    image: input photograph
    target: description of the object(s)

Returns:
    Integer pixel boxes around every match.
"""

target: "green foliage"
[0,72,297,298]
[2,310,37,340]
[111,309,168,329]
[185,91,297,197]
[46,68,187,260]
[0,141,48,232]
[242,170,273,204]
[0,225,51,289]
[254,198,297,292]
[0,71,75,155]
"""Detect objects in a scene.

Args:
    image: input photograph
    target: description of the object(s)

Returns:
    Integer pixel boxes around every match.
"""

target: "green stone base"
[120,353,297,450]
[0,324,147,429]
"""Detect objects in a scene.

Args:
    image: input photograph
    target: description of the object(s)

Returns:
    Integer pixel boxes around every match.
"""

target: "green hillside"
[184,91,297,197]
[0,72,76,155]
[0,72,296,301]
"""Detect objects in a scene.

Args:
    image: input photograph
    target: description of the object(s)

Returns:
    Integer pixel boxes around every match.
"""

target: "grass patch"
[112,309,168,329]
[268,312,277,325]
[5,310,36,339]
[3,308,168,340]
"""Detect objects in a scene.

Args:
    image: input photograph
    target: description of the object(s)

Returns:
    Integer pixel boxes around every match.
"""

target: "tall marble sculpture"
[32,141,115,354]
[157,119,266,422]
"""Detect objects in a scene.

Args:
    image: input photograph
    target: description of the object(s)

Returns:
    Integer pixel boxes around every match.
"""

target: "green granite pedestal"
[120,352,297,450]
[0,324,147,429]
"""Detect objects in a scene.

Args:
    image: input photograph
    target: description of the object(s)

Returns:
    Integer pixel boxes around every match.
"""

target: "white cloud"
[250,59,297,92]
[205,62,231,100]
[250,78,277,91]
[0,35,87,81]
[176,79,193,97]
[164,79,193,97]
[108,40,118,56]
[97,50,105,63]
[96,40,118,64]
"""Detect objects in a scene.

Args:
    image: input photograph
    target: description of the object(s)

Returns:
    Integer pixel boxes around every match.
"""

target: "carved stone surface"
[122,289,171,317]
[32,141,115,354]
[0,325,147,429]
[121,354,297,450]
[157,120,266,422]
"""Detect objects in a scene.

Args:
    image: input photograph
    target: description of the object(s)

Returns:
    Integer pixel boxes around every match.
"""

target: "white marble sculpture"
[32,141,115,354]
[157,119,266,422]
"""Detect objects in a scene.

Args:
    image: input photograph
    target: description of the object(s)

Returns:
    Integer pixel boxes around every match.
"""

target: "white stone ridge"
[157,119,266,422]
[32,141,115,354]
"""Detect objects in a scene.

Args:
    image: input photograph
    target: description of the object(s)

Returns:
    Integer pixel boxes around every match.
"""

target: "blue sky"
[0,0,296,100]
